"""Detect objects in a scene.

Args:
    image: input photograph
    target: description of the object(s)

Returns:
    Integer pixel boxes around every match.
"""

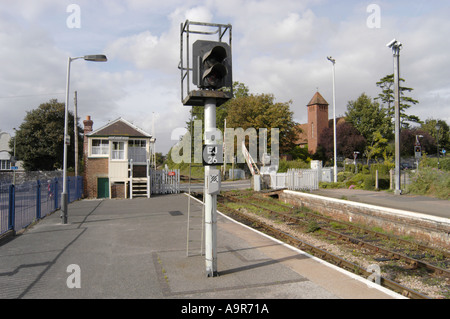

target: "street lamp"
[327,56,337,183]
[61,54,107,224]
[387,39,402,195]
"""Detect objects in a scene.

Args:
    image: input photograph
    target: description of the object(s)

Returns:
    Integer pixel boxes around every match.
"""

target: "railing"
[0,176,83,236]
[150,169,180,195]
[268,169,319,191]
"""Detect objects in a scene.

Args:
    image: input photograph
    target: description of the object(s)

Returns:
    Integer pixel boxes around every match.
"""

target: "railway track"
[194,190,450,299]
[226,193,450,277]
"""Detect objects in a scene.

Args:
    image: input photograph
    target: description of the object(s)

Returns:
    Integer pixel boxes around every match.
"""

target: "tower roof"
[307,91,328,106]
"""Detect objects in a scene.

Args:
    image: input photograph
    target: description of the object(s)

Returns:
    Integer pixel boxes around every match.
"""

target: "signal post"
[180,21,233,277]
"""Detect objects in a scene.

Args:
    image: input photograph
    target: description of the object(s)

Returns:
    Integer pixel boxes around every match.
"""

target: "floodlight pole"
[204,98,218,277]
[390,42,402,195]
[327,57,337,183]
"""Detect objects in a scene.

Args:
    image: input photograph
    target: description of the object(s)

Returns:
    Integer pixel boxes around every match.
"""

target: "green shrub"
[420,156,450,171]
[277,159,309,173]
[370,162,394,175]
[407,167,450,199]
[362,175,375,190]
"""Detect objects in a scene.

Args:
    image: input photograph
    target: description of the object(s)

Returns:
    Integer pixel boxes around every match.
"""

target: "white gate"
[268,169,319,191]
[150,169,180,195]
[286,169,319,191]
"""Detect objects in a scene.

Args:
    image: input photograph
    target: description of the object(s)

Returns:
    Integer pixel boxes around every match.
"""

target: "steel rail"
[221,194,450,278]
[217,202,430,299]
[255,193,450,259]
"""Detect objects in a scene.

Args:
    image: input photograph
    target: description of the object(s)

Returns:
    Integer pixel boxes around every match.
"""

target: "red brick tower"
[307,92,329,154]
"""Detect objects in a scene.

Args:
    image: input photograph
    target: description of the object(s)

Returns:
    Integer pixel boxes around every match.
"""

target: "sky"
[0,0,449,154]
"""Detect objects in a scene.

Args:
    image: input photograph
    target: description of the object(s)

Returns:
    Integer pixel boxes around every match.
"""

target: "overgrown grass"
[277,159,310,172]
[406,167,450,199]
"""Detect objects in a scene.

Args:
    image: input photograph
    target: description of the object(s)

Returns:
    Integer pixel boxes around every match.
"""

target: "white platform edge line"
[184,193,406,299]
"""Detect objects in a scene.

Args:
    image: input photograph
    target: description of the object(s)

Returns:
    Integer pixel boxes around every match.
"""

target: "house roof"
[88,118,152,138]
[307,91,329,106]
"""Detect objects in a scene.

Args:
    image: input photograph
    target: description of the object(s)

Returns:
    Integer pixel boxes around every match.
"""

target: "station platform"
[311,188,449,220]
[0,194,403,304]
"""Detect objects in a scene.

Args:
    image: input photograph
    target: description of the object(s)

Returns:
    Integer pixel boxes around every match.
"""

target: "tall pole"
[13,128,16,185]
[74,90,79,199]
[436,124,440,169]
[392,44,402,195]
[204,98,217,277]
[62,57,71,224]
[328,57,337,183]
[74,91,78,177]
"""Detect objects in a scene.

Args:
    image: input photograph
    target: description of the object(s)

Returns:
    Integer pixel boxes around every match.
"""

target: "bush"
[420,156,450,171]
[370,162,394,175]
[407,167,450,199]
[277,159,309,173]
[363,175,375,190]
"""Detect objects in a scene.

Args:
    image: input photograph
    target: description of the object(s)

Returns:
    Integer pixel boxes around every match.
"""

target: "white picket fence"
[149,169,180,195]
[268,169,319,191]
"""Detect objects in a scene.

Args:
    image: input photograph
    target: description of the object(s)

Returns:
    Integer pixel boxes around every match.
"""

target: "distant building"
[83,116,155,199]
[295,91,345,154]
[0,130,23,171]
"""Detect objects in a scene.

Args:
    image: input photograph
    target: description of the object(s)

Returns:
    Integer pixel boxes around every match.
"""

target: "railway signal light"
[193,40,232,90]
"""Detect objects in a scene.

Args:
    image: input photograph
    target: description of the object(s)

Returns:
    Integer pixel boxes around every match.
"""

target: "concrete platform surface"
[0,194,403,301]
[311,188,449,219]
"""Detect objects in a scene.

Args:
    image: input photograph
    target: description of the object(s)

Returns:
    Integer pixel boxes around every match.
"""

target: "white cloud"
[1,0,450,154]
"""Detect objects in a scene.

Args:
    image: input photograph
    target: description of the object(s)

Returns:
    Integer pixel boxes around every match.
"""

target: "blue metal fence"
[0,176,83,236]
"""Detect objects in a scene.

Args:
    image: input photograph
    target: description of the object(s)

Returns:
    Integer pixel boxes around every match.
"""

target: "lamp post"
[61,54,107,224]
[387,39,402,195]
[327,56,337,183]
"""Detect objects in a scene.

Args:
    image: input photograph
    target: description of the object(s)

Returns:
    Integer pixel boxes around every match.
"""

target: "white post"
[327,56,338,183]
[130,159,133,199]
[61,57,71,224]
[204,98,218,277]
[393,45,401,195]
[147,159,150,198]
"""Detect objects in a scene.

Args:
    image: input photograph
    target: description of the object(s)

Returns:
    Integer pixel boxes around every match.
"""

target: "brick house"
[83,116,155,199]
[295,91,345,154]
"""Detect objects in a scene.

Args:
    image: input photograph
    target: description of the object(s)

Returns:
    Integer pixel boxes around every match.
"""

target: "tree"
[345,93,390,144]
[400,128,436,156]
[11,99,82,171]
[375,74,420,128]
[185,81,299,156]
[318,122,366,160]
[365,131,389,164]
[225,92,299,155]
[186,81,250,133]
[420,119,450,154]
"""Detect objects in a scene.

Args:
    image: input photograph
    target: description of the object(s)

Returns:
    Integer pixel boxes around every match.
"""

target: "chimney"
[83,115,93,157]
